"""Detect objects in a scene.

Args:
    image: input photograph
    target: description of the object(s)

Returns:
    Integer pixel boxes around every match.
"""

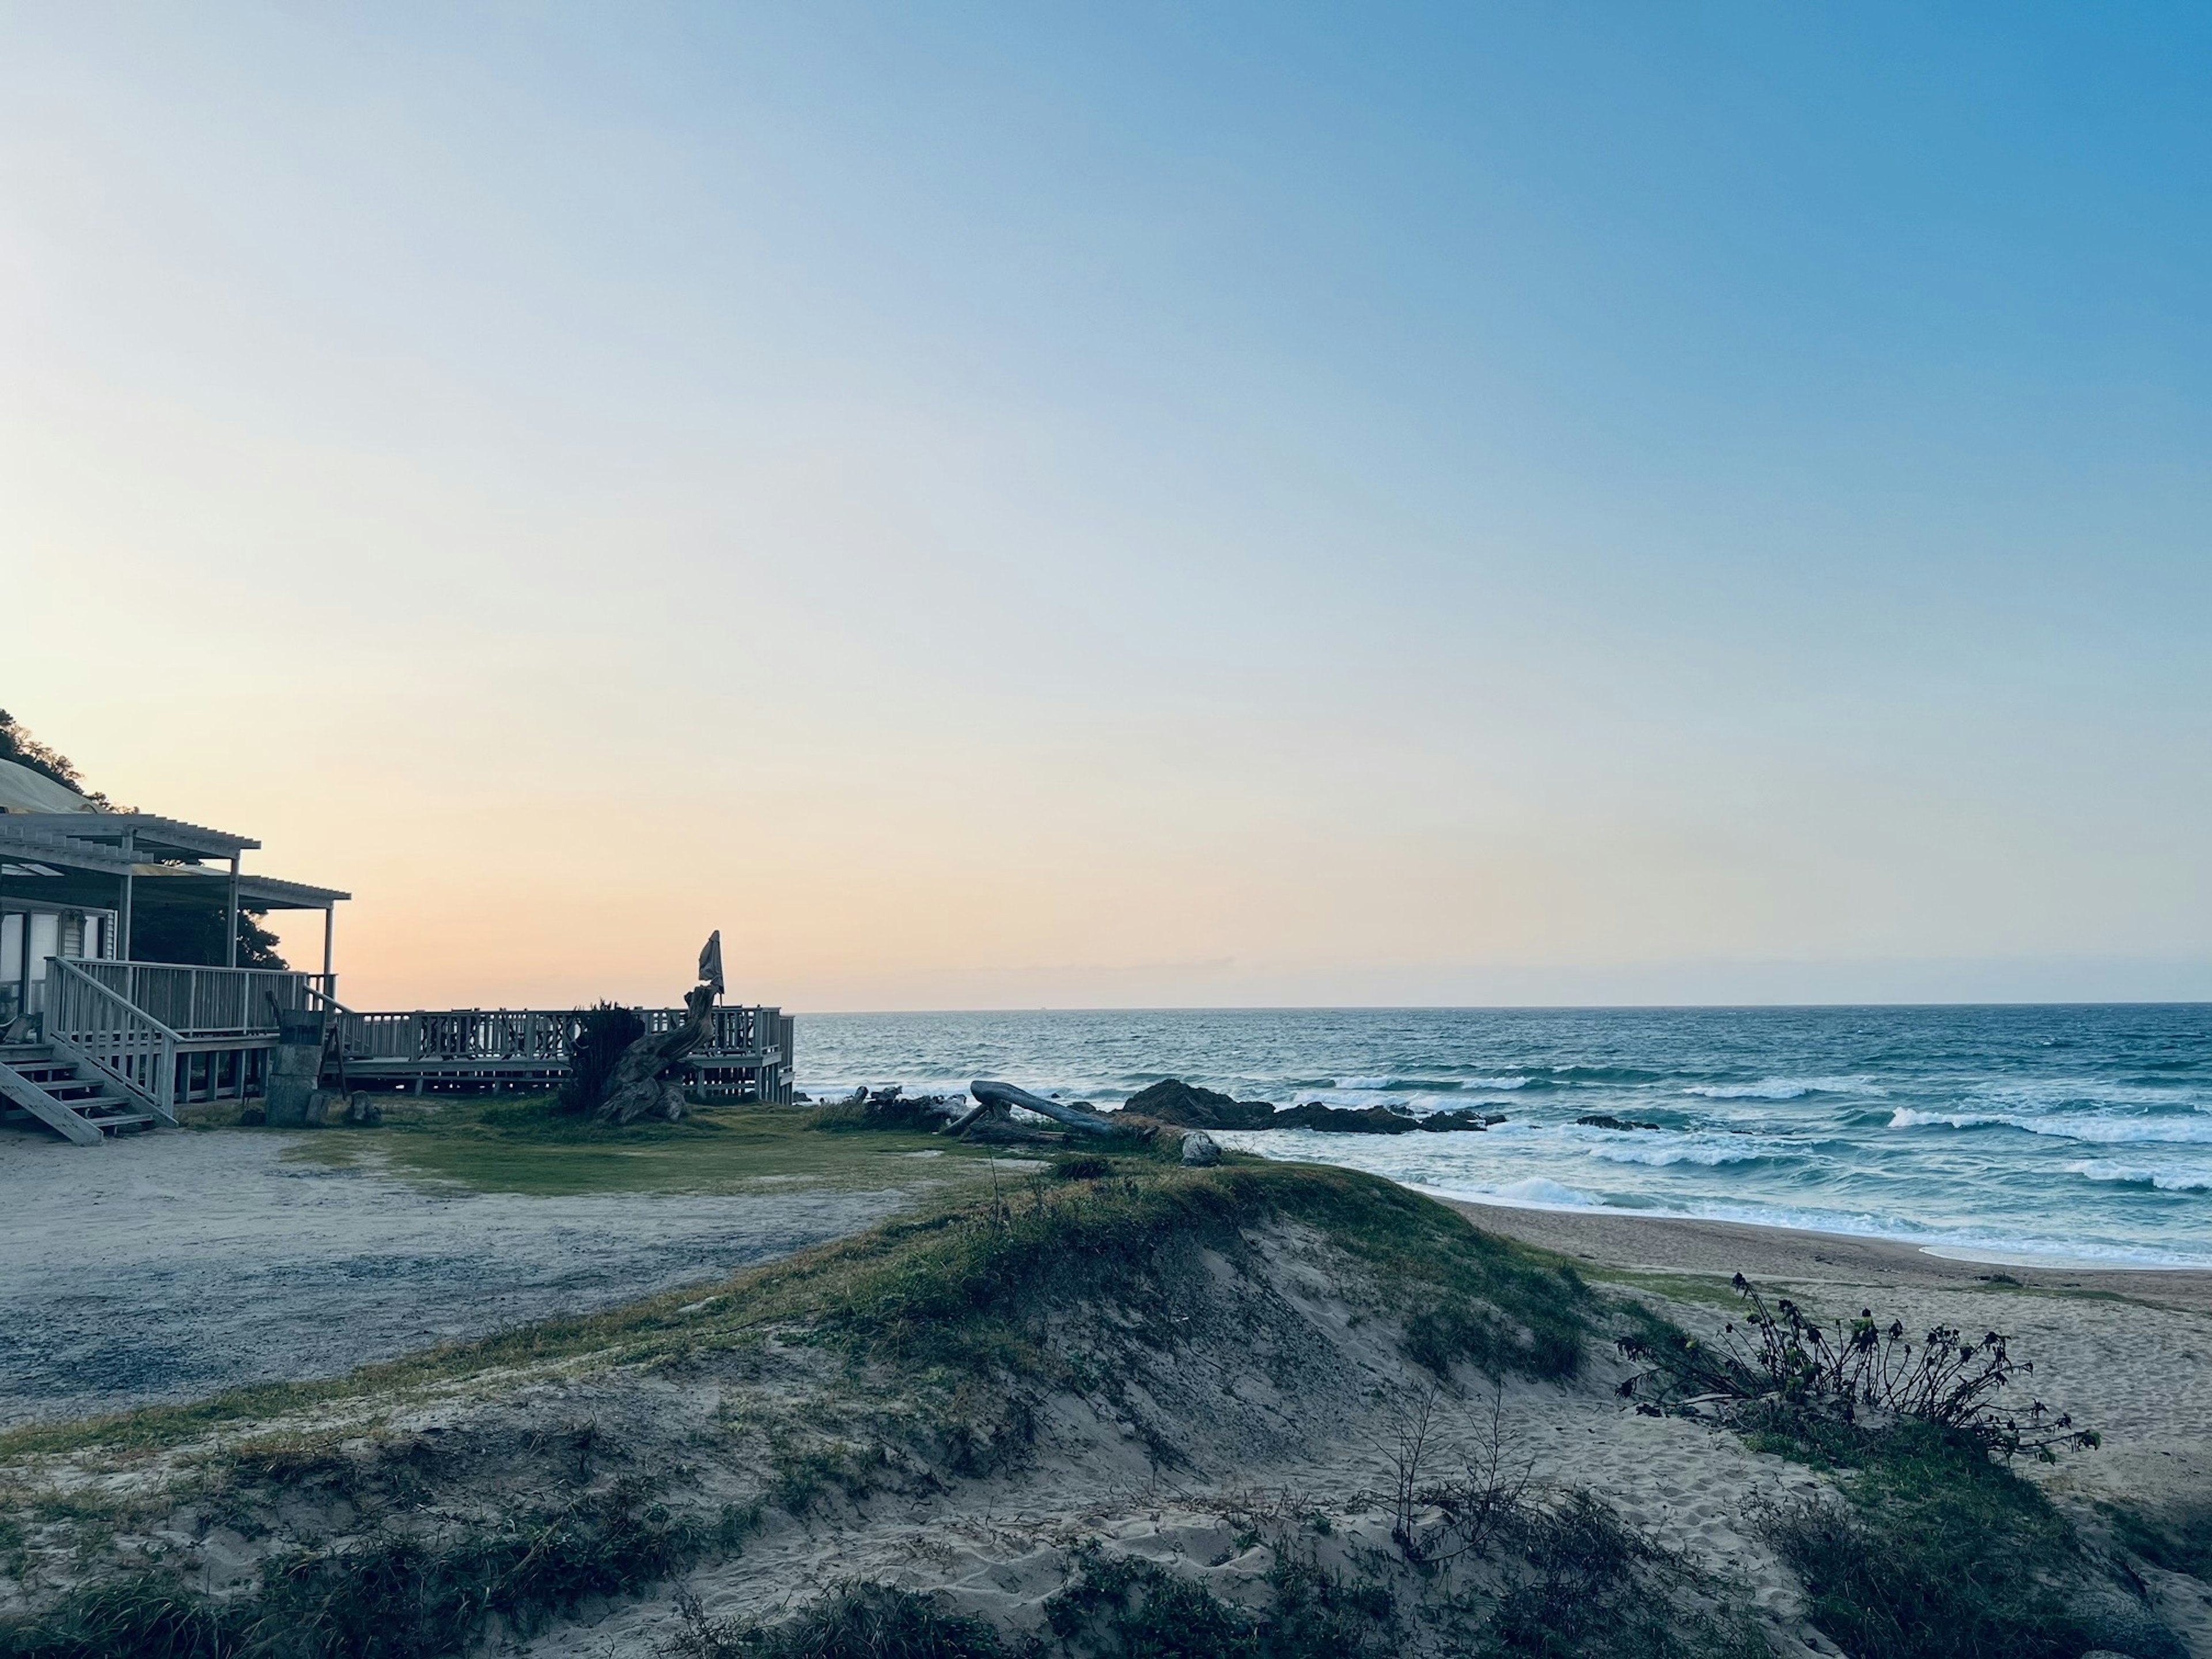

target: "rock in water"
[1180,1129,1222,1166]
[1270,1101,1421,1134]
[1415,1109,1494,1132]
[1122,1078,1276,1128]
[1576,1114,1662,1132]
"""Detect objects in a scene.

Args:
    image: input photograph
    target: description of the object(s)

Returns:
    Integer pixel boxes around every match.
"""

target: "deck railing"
[44,957,180,1122]
[66,961,335,1039]
[334,1005,786,1067]
[338,1009,580,1066]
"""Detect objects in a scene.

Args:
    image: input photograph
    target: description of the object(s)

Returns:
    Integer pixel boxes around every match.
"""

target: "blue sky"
[3,3,2207,1006]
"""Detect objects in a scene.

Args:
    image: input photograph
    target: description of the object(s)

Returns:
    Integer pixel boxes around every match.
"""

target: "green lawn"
[265,1094,1014,1196]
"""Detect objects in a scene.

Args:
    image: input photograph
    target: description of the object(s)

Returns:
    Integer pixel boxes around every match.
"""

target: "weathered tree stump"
[594,980,716,1125]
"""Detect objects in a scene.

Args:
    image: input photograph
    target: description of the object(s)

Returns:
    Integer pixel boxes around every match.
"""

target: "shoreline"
[1442,1195,2212,1314]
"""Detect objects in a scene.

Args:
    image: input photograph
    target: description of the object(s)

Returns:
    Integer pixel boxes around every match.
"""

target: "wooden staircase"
[0,1043,158,1144]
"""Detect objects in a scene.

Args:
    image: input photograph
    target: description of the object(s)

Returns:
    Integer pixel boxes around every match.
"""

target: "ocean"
[793,1004,2212,1269]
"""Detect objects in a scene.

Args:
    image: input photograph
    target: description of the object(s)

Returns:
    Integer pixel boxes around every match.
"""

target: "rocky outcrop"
[1270,1102,1503,1134]
[1120,1078,1277,1129]
[1577,1114,1662,1132]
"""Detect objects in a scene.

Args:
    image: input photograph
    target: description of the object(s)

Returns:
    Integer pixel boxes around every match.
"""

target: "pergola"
[0,812,349,976]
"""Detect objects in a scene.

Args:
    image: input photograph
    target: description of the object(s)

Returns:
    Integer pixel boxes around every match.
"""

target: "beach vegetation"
[1758,1419,2184,1659]
[1474,1491,1768,1659]
[557,1002,647,1115]
[1614,1282,2184,1659]
[1616,1274,2098,1462]
[1039,1542,1402,1658]
[668,1582,1013,1658]
[0,1477,746,1659]
[805,1094,955,1134]
[2107,1499,2212,1581]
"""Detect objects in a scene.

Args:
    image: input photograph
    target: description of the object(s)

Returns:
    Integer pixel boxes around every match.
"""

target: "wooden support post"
[321,905,334,990]
[225,853,241,969]
[118,831,135,962]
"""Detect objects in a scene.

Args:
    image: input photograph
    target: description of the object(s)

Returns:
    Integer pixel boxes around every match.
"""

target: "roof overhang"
[1,812,260,858]
[0,824,136,877]
[0,828,348,912]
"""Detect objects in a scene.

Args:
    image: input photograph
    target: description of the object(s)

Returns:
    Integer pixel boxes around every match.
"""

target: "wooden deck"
[42,959,337,1112]
[334,1004,794,1103]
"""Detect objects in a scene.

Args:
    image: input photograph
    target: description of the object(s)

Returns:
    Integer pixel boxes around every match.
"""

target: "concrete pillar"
[263,1006,328,1127]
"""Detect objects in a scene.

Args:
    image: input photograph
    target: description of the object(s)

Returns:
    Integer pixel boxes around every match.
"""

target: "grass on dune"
[0,1157,1589,1463]
[1760,1421,2166,1659]
[0,1156,1598,1659]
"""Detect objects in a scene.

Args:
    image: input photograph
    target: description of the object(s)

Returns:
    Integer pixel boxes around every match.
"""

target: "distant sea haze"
[797,1005,2212,1268]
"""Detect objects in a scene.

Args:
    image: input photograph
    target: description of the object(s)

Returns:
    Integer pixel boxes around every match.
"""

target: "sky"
[2,2,2207,1010]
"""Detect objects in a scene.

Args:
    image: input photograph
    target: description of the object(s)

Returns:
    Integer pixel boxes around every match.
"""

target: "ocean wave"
[1585,1142,1768,1168]
[2067,1160,2212,1194]
[1971,1079,2209,1112]
[1483,1176,1601,1207]
[1684,1075,1887,1101]
[1888,1108,2012,1130]
[1890,1108,2212,1145]
[1529,1066,1666,1086]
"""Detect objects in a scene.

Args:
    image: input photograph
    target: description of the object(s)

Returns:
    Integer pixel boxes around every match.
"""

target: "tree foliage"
[0,709,111,805]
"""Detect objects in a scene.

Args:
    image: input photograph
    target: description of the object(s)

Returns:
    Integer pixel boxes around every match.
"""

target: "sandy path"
[0,1128,918,1428]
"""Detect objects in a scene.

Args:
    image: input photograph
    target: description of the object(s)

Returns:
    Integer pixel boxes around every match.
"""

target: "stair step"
[90,1113,154,1131]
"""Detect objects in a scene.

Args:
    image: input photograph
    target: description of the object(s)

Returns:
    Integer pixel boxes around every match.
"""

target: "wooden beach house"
[0,759,791,1143]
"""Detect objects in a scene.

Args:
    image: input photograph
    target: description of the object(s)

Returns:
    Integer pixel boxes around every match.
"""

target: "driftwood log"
[969,1080,1120,1138]
[594,981,716,1125]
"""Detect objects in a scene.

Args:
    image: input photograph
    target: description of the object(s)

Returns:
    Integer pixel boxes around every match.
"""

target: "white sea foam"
[1483,1176,1602,1207]
[2067,1160,2212,1193]
[1888,1108,2013,1130]
[1889,1108,2212,1145]
[1684,1075,1887,1101]
[1585,1142,1767,1168]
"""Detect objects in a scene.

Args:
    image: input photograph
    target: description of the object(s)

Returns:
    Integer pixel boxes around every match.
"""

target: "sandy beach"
[1446,1198,2212,1315]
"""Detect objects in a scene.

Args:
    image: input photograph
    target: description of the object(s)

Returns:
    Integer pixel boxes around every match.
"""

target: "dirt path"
[0,1127,921,1427]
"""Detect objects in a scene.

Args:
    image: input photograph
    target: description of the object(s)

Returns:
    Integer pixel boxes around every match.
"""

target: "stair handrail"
[45,956,181,1124]
[300,982,362,1091]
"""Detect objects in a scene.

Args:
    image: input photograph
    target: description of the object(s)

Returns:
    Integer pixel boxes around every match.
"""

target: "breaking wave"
[2067,1160,2212,1194]
[1685,1075,1887,1101]
[1585,1141,1769,1168]
[1890,1108,2212,1145]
